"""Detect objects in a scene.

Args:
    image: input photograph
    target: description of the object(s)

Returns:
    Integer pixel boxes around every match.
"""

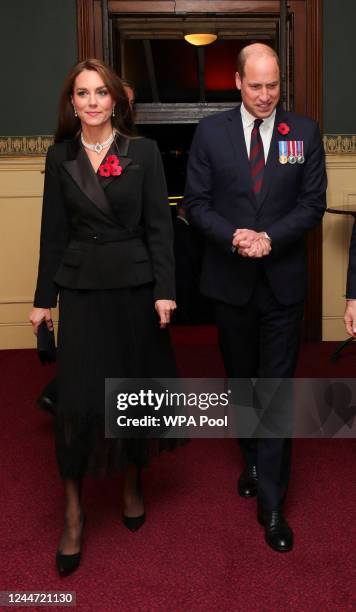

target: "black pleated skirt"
[55,284,178,478]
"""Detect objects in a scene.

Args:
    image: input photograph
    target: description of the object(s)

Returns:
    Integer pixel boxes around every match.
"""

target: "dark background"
[1,0,77,135]
[323,0,356,132]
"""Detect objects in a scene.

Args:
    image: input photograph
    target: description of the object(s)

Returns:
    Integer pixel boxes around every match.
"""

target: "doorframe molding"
[305,0,323,341]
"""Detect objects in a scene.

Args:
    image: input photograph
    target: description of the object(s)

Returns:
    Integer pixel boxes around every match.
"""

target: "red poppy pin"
[98,154,123,177]
[278,122,290,136]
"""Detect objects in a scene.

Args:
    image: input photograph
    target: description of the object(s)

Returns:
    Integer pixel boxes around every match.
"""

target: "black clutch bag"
[37,321,56,364]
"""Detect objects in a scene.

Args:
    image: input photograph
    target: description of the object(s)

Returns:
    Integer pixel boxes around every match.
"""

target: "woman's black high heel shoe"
[122,469,145,532]
[56,514,85,576]
[122,511,146,532]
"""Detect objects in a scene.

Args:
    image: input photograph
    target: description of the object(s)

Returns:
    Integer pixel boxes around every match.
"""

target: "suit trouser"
[214,268,304,510]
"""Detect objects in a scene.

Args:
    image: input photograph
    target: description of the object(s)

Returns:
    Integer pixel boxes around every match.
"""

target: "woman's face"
[72,69,114,130]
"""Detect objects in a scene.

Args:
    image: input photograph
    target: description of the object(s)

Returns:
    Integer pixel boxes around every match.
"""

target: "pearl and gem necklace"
[81,130,115,154]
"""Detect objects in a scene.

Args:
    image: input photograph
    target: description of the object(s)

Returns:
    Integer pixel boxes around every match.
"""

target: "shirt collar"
[240,102,276,130]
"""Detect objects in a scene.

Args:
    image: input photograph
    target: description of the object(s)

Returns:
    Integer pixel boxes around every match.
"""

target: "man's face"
[123,85,135,110]
[235,55,280,119]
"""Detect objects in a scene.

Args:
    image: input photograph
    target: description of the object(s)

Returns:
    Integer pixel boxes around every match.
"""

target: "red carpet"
[0,331,355,611]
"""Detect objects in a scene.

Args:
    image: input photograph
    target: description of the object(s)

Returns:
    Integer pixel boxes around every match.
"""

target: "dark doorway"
[141,123,213,325]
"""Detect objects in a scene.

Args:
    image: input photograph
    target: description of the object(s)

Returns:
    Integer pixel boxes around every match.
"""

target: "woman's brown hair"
[54,58,135,142]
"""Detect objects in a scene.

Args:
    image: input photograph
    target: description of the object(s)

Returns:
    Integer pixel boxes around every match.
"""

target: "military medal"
[279,140,288,164]
[288,140,297,164]
[297,140,305,164]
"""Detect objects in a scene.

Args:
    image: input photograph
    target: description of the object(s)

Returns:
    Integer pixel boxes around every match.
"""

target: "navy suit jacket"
[184,105,327,306]
[34,135,175,307]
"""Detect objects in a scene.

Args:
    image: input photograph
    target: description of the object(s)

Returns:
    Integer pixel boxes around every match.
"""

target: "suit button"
[92,235,98,240]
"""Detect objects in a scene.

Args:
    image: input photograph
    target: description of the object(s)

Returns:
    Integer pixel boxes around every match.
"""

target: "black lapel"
[226,106,256,207]
[62,138,116,221]
[257,106,286,211]
[100,134,133,190]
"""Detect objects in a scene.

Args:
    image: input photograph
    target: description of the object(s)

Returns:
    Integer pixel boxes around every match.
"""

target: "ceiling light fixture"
[184,33,217,46]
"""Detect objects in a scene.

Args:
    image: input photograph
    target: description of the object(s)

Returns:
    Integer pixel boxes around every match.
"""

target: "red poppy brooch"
[98,154,122,177]
[277,122,290,136]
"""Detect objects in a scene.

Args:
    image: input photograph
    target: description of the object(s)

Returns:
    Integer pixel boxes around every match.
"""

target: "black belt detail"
[71,227,144,244]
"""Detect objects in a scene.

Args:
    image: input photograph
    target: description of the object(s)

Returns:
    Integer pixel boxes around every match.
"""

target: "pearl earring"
[112,106,115,117]
[73,106,78,118]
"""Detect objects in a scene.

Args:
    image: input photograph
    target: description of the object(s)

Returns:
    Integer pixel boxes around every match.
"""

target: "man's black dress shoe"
[257,506,293,552]
[237,464,257,498]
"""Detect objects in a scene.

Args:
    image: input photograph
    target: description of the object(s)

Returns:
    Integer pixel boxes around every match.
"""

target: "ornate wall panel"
[0,157,58,349]
[323,155,356,340]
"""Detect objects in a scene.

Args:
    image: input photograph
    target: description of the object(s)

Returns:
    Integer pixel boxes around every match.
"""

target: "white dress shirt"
[240,103,276,162]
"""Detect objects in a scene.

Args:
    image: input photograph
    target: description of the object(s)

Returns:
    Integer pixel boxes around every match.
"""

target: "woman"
[29,59,177,575]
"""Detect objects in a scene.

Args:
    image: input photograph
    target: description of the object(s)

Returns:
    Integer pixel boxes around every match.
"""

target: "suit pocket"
[134,244,150,263]
[134,260,153,285]
[61,249,83,268]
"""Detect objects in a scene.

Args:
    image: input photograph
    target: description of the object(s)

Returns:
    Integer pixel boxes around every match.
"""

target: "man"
[184,43,327,552]
[174,205,212,323]
[122,79,136,116]
[344,223,356,336]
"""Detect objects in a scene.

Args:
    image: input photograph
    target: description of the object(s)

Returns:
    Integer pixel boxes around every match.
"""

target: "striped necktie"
[249,118,265,196]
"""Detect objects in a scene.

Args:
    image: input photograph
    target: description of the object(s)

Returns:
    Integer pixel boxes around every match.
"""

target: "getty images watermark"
[105,378,356,439]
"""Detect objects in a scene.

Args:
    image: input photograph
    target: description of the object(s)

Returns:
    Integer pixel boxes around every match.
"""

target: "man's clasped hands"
[233,229,271,258]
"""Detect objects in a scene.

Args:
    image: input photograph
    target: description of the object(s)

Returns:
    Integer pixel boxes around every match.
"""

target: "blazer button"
[92,235,98,240]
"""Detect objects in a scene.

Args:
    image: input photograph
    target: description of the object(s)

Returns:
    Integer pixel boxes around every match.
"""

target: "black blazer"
[184,105,327,306]
[34,135,175,307]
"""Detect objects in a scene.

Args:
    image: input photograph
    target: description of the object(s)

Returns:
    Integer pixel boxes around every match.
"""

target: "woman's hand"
[28,307,53,335]
[155,300,177,329]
